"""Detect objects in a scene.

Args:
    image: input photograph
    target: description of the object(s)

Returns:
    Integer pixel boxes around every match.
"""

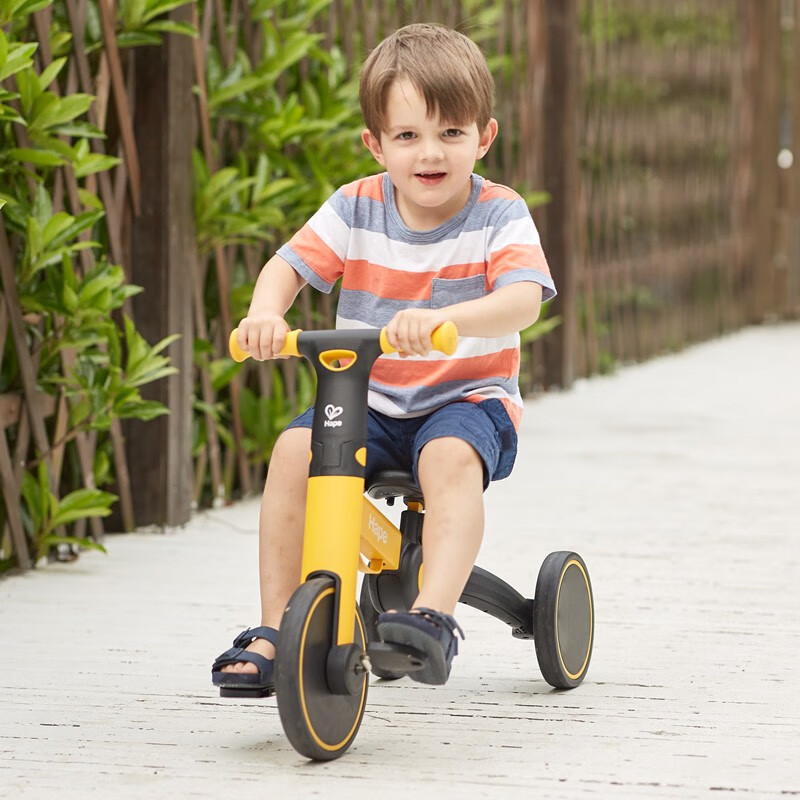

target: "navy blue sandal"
[376,608,464,685]
[211,626,279,697]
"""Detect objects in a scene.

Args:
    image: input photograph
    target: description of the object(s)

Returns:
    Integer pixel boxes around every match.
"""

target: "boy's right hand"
[235,314,291,360]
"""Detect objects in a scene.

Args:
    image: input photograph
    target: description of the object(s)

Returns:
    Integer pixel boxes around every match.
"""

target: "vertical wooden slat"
[0,431,31,570]
[789,0,800,313]
[754,1,782,319]
[98,0,141,216]
[541,0,579,388]
[125,6,195,526]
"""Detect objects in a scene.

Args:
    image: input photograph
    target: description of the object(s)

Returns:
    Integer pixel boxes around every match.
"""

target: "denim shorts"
[285,399,518,490]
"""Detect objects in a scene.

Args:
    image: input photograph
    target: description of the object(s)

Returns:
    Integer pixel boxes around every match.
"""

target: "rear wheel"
[275,577,368,760]
[533,551,594,689]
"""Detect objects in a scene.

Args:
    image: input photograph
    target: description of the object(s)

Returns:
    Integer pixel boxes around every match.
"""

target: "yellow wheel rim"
[555,559,593,681]
[298,587,368,752]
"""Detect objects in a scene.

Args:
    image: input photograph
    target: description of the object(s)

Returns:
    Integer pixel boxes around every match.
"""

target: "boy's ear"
[476,118,499,160]
[362,128,385,165]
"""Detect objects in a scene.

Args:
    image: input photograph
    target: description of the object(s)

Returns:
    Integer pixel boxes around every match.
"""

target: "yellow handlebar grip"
[279,329,302,357]
[229,329,248,362]
[228,328,302,361]
[430,321,458,356]
[379,321,458,356]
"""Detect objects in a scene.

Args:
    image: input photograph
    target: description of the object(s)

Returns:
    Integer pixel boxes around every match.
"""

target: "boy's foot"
[376,608,464,685]
[212,627,279,695]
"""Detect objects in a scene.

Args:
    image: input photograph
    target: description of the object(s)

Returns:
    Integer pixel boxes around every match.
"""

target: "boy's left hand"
[386,308,448,357]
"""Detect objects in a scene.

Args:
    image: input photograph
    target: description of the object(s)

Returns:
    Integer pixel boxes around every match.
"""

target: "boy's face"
[362,79,497,229]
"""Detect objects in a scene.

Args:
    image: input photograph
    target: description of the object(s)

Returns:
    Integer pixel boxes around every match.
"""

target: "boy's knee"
[268,427,312,478]
[418,437,482,484]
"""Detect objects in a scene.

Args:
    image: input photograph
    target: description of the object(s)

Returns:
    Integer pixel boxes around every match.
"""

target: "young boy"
[212,22,555,690]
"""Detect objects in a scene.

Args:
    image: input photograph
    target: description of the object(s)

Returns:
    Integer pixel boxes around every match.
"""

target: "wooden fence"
[574,0,800,379]
[1,0,798,572]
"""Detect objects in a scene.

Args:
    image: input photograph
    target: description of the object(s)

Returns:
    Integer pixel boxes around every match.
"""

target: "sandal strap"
[411,608,465,640]
[232,626,279,649]
[212,648,273,674]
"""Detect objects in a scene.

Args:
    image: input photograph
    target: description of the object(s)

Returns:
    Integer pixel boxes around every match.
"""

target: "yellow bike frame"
[229,323,457,649]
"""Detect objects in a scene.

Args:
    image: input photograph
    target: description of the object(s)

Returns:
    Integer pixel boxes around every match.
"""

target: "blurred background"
[1,0,798,572]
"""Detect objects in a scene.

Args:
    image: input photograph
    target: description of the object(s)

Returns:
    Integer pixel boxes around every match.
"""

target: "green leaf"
[42,211,74,246]
[27,131,75,161]
[39,535,107,555]
[8,147,66,167]
[144,20,197,38]
[73,152,122,178]
[30,93,94,132]
[140,0,193,23]
[38,56,66,90]
[51,488,117,518]
[78,189,105,210]
[0,41,37,82]
[120,0,146,27]
[209,74,274,110]
[56,121,105,138]
[21,470,45,536]
[48,210,104,250]
[114,399,170,420]
[26,215,43,259]
[115,31,162,48]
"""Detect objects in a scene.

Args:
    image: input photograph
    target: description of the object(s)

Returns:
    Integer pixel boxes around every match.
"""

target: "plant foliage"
[0,0,190,571]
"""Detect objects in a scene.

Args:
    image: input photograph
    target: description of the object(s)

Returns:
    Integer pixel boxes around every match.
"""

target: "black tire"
[275,577,368,760]
[533,551,594,689]
[359,579,405,681]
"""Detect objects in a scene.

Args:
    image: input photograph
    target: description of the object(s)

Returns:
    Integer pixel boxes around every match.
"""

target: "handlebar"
[229,321,458,363]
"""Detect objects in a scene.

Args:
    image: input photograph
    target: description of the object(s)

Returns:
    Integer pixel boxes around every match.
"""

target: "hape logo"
[324,404,343,428]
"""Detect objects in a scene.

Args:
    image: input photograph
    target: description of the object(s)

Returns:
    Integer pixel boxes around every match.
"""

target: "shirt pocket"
[430,275,487,309]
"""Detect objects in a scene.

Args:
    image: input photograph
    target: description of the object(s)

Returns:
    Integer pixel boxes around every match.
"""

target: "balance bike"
[229,323,594,761]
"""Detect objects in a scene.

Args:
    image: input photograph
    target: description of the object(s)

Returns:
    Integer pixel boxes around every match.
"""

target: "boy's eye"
[443,128,464,137]
[397,131,416,140]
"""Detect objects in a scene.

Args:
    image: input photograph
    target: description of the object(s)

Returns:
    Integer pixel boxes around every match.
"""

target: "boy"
[212,22,555,690]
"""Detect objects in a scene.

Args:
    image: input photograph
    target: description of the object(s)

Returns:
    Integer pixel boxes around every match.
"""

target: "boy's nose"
[420,139,444,161]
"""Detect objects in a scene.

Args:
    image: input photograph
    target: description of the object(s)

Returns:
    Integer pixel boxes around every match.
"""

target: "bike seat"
[365,470,423,503]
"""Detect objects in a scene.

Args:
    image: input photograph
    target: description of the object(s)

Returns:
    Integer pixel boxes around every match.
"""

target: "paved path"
[2,324,799,799]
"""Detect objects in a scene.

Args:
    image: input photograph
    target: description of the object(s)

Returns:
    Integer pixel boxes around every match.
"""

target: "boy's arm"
[386,281,543,356]
[444,281,542,337]
[237,254,307,360]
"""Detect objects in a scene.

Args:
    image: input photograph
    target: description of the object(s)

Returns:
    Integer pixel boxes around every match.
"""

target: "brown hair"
[359,23,495,137]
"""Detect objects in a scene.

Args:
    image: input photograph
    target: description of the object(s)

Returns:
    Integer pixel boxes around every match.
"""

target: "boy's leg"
[414,436,485,614]
[222,426,310,673]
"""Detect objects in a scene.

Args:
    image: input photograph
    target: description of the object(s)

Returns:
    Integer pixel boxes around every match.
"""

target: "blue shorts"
[285,399,518,490]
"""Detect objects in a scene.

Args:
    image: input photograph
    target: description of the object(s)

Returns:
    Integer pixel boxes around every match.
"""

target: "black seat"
[365,470,423,503]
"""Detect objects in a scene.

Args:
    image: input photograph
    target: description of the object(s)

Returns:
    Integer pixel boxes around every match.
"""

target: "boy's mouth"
[415,172,447,185]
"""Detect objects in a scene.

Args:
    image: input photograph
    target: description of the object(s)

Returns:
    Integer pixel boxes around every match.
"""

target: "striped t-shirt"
[277,172,555,429]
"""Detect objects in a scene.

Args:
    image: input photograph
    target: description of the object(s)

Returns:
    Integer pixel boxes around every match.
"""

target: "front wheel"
[275,577,369,760]
[533,551,594,689]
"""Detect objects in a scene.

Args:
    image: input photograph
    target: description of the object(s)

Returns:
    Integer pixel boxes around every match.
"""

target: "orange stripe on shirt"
[340,174,384,201]
[371,349,520,388]
[478,180,522,202]
[342,260,487,300]
[285,227,344,284]
[488,244,550,287]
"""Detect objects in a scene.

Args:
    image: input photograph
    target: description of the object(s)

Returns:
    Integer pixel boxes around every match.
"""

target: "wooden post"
[541,0,579,389]
[125,7,195,526]
[733,1,782,324]
[755,1,783,319]
[788,0,800,313]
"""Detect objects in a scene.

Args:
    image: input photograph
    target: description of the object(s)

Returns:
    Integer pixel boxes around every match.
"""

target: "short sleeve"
[276,189,352,293]
[486,200,556,301]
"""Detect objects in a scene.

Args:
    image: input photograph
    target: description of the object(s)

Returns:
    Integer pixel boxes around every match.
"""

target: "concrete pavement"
[1,323,799,799]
